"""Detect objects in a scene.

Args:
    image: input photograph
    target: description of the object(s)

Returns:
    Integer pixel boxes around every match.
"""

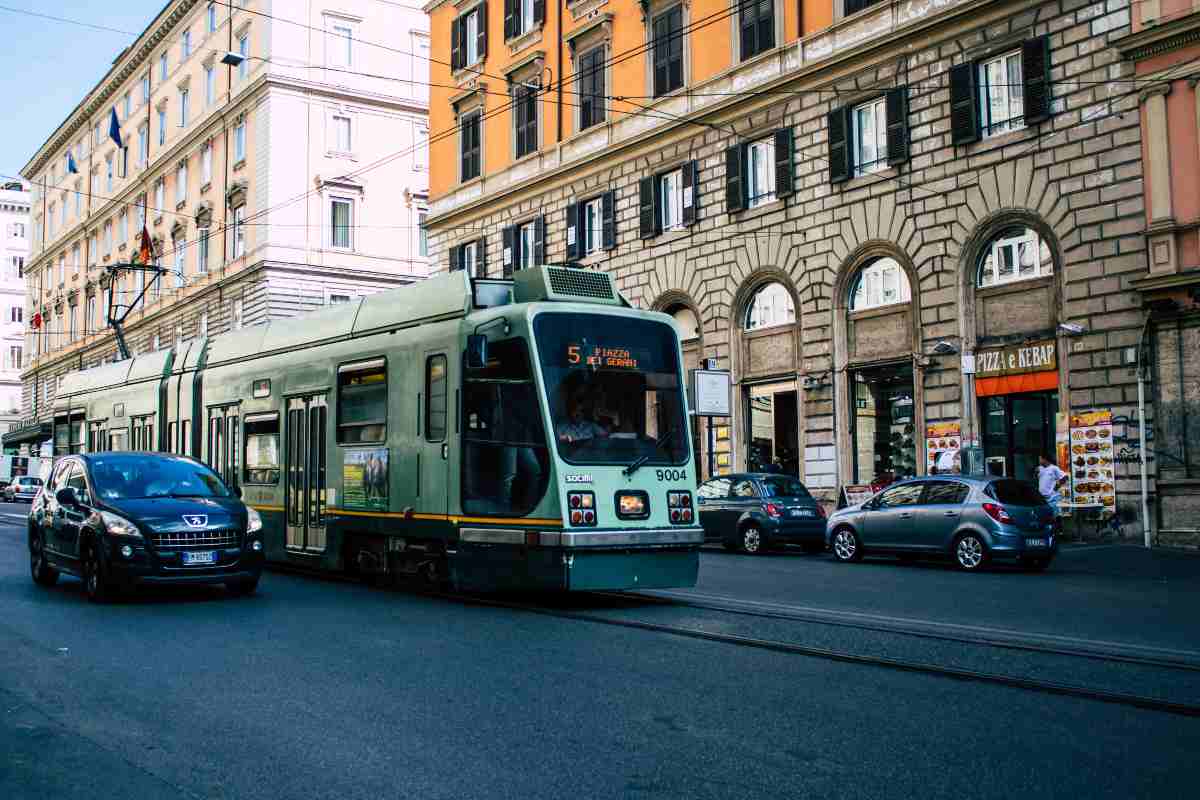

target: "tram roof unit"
[52,266,629,412]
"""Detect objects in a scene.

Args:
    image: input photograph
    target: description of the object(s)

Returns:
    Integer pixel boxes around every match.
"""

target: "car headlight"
[246,506,263,534]
[99,511,143,539]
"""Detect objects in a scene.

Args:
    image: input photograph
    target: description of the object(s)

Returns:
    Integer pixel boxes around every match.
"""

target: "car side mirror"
[55,487,78,507]
[466,334,488,369]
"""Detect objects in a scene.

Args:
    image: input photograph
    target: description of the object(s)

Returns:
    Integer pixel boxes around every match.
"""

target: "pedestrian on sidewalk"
[1036,454,1068,517]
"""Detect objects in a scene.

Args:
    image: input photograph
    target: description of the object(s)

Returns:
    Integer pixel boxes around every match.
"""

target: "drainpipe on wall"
[1135,313,1153,548]
[556,0,563,144]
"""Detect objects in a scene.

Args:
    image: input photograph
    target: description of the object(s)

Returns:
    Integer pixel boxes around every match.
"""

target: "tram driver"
[556,389,610,445]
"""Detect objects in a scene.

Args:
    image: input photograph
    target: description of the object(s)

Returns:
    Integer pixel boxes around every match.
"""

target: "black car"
[28,452,265,602]
[696,473,826,554]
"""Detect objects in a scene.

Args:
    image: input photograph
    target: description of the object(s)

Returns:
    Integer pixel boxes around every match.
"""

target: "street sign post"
[690,368,731,480]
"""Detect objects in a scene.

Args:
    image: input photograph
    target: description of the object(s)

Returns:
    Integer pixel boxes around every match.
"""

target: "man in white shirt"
[556,396,608,445]
[1037,455,1068,515]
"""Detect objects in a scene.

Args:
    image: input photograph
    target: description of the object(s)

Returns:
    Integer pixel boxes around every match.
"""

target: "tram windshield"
[534,313,689,467]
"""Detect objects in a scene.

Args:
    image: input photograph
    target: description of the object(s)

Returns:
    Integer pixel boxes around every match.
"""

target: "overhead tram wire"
[13,2,1148,266]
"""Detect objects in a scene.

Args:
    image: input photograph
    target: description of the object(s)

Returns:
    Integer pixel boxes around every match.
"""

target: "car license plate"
[1025,538,1047,548]
[182,550,217,565]
[789,508,815,518]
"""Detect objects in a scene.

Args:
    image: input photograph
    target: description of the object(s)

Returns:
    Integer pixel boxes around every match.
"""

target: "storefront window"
[746,381,798,475]
[850,364,916,486]
[743,282,795,331]
[977,227,1053,288]
[848,258,910,311]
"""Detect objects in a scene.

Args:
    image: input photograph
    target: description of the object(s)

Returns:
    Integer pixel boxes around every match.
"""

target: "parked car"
[5,476,44,503]
[27,452,265,602]
[825,476,1057,571]
[697,473,826,554]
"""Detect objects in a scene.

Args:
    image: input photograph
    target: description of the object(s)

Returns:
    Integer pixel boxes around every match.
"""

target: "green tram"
[50,266,702,591]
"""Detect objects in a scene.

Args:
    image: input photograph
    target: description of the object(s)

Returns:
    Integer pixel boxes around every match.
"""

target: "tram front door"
[286,394,328,552]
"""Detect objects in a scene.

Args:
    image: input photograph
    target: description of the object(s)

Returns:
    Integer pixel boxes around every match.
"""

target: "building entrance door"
[286,394,328,552]
[744,381,798,475]
[980,390,1058,481]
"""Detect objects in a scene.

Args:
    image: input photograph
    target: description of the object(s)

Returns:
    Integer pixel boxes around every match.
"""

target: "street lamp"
[220,51,246,68]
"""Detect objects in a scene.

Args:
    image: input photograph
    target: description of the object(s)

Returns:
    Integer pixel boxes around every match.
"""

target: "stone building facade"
[12,0,431,453]
[424,0,1176,539]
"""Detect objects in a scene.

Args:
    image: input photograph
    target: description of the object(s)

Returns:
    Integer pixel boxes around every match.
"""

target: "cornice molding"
[1114,12,1200,61]
[23,0,202,179]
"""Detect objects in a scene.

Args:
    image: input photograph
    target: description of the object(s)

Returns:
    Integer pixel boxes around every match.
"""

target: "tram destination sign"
[566,343,644,370]
[974,339,1057,378]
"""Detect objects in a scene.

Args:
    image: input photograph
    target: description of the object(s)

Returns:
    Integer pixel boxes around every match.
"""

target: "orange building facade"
[422,0,1196,543]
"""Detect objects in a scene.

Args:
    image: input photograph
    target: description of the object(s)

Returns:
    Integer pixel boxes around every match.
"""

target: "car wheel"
[954,533,989,571]
[831,528,862,563]
[739,524,766,555]
[29,532,59,587]
[83,543,113,603]
[226,575,260,596]
[1022,556,1052,572]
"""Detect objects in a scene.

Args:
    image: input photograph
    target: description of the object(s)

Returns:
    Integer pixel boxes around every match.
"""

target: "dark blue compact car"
[28,452,265,602]
[696,473,826,554]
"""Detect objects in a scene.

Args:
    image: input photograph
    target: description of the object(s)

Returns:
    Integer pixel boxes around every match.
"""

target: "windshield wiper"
[622,429,675,477]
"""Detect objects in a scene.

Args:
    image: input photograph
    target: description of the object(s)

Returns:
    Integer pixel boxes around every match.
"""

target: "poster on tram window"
[925,421,962,475]
[1067,410,1115,510]
[342,448,389,511]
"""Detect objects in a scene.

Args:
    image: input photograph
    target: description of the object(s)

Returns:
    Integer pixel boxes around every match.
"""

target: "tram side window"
[169,422,178,454]
[425,355,447,442]
[244,414,280,484]
[461,339,549,516]
[338,360,387,444]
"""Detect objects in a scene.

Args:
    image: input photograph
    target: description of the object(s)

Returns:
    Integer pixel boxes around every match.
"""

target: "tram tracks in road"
[428,589,1200,720]
[262,563,1200,718]
[609,589,1200,674]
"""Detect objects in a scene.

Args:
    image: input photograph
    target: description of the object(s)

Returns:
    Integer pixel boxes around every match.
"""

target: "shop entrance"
[979,391,1058,481]
[850,363,917,486]
[744,381,798,475]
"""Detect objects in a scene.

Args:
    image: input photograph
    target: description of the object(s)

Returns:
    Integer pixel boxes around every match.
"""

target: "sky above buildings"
[0,2,167,183]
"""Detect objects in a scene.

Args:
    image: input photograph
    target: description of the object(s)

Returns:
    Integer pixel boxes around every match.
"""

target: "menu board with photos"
[925,421,962,474]
[1067,410,1116,509]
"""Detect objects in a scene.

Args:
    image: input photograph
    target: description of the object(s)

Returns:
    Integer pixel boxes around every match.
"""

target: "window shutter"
[652,14,668,97]
[565,202,580,260]
[1022,35,1052,125]
[477,4,488,60]
[639,176,656,238]
[533,215,545,265]
[476,237,487,277]
[774,128,794,198]
[533,0,545,26]
[885,87,909,166]
[450,17,463,71]
[602,190,616,250]
[503,0,515,40]
[502,225,515,276]
[682,160,698,226]
[949,62,980,145]
[828,107,851,184]
[448,244,462,272]
[725,145,745,212]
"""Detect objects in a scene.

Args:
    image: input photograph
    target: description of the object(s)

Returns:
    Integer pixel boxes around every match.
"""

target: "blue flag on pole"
[108,107,123,149]
[67,150,78,174]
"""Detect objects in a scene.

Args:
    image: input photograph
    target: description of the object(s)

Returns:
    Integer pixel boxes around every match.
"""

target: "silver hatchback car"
[825,476,1057,571]
[5,475,45,503]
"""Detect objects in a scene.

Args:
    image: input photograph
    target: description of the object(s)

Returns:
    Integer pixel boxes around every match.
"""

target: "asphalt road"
[1,510,1197,800]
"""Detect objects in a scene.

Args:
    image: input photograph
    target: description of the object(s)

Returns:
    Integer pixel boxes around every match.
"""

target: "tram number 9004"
[655,469,687,482]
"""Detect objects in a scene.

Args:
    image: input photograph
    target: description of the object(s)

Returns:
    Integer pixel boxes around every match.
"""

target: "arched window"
[977,226,1053,288]
[668,305,700,342]
[743,282,795,331]
[848,257,911,311]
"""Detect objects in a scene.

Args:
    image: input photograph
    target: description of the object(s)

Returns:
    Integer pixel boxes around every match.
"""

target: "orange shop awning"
[975,370,1059,397]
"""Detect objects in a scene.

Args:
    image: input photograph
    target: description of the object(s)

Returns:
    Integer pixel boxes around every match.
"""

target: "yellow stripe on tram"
[324,507,563,528]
